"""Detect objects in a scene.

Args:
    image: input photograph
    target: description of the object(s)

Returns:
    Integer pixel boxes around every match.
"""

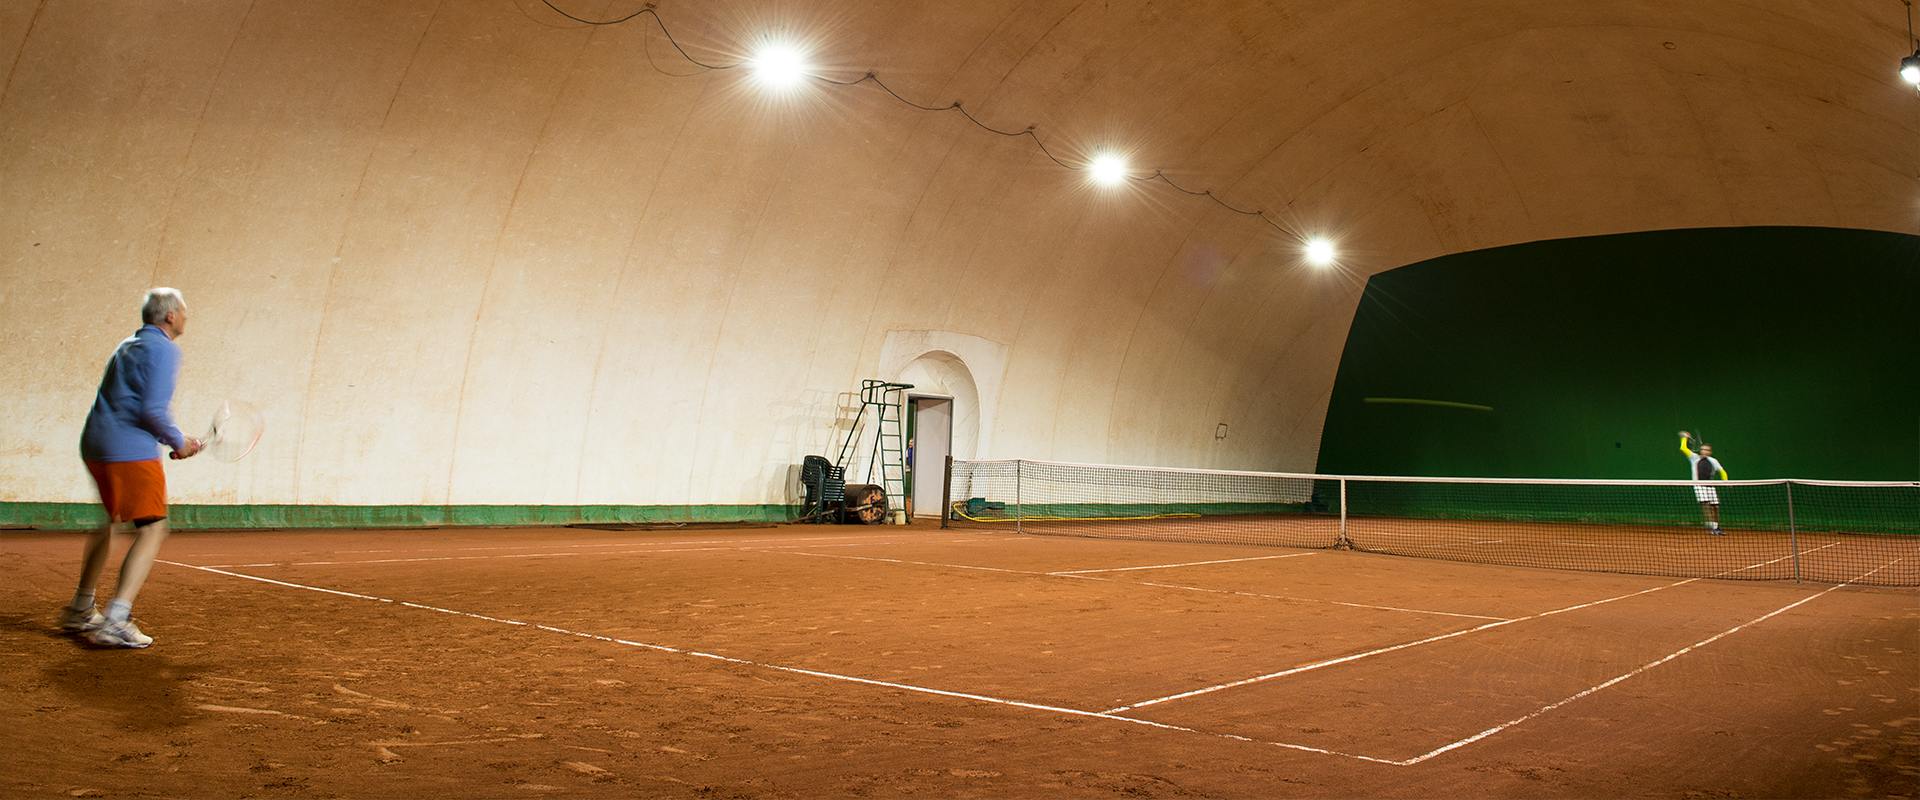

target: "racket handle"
[169,437,203,459]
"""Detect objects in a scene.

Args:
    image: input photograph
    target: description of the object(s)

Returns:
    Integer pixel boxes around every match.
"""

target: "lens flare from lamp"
[750,42,809,92]
[1088,155,1128,187]
[1305,238,1336,266]
[1903,54,1920,84]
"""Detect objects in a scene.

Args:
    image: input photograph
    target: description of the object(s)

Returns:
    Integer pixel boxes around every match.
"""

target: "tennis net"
[943,459,1920,586]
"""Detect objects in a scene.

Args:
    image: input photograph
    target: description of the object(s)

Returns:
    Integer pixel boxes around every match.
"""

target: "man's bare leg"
[62,522,122,631]
[104,517,169,623]
[85,518,167,647]
[76,522,117,596]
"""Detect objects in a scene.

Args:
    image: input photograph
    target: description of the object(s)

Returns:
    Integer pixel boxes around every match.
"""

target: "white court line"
[1101,578,1698,714]
[196,537,1014,569]
[152,558,1647,767]
[439,534,935,552]
[771,549,1493,620]
[1130,581,1509,621]
[200,546,772,568]
[313,534,922,556]
[159,561,1219,738]
[1389,539,1769,554]
[1549,541,1770,552]
[1104,539,1846,714]
[1715,541,1842,575]
[1380,553,1913,766]
[770,539,1011,550]
[1048,553,1312,574]
[776,550,1049,576]
[155,542,1896,767]
[1359,531,1801,554]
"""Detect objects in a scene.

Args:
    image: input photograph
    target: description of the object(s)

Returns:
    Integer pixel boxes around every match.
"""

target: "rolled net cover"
[947,460,1919,586]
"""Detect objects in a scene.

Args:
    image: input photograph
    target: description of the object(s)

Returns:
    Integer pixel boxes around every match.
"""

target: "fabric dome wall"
[2,0,1912,510]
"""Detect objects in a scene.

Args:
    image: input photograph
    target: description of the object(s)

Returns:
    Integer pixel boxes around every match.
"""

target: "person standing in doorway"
[1678,431,1727,535]
[62,288,203,647]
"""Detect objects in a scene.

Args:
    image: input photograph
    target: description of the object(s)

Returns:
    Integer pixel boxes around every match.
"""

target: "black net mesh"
[946,460,1919,586]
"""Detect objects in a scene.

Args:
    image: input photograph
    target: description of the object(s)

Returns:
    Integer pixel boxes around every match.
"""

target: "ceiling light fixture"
[749,41,810,92]
[1088,154,1129,187]
[1305,237,1336,266]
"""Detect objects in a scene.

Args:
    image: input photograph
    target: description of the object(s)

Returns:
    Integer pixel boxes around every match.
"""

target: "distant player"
[61,288,203,648]
[1678,431,1727,535]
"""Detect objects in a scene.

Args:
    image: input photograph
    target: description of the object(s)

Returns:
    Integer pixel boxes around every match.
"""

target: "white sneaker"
[89,619,153,648]
[59,605,105,633]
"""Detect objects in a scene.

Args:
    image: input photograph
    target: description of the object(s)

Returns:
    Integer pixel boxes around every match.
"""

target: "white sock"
[105,599,132,624]
[70,590,96,612]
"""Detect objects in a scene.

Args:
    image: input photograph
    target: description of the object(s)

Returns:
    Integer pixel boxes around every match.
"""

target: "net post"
[1014,460,1024,535]
[1786,480,1800,584]
[1338,478,1349,548]
[940,455,953,530]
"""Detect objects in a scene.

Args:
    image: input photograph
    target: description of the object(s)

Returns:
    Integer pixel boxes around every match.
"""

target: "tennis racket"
[181,399,264,462]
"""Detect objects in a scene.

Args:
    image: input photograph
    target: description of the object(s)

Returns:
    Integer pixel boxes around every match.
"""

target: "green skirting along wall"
[0,503,798,531]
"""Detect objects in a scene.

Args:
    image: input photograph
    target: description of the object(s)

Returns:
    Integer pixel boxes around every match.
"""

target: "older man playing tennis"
[61,288,203,648]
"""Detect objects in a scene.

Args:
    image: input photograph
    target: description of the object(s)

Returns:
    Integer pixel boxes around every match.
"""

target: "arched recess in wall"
[896,351,981,461]
[878,330,1009,461]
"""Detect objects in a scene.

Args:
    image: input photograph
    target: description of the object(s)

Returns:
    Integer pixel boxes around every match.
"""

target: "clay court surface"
[3,524,1916,799]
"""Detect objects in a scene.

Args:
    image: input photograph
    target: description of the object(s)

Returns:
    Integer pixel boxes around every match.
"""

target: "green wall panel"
[1316,227,1920,480]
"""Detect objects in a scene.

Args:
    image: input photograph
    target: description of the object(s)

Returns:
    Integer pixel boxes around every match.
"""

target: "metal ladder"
[835,380,913,516]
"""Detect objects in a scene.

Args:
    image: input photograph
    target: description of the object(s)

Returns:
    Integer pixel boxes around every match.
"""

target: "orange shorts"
[84,459,168,522]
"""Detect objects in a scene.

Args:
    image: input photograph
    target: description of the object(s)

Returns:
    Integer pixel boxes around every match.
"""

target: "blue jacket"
[80,325,188,462]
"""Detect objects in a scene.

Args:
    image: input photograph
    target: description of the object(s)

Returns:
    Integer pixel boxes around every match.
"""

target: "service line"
[1102,578,1699,713]
[1106,539,1848,713]
[1131,580,1509,621]
[770,548,1486,620]
[1048,553,1313,574]
[1380,552,1908,766]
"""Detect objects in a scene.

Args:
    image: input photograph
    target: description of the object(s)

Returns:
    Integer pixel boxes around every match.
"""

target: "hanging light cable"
[1903,1,1920,83]
[536,1,1328,252]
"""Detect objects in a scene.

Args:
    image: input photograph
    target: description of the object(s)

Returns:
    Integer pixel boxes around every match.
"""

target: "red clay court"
[4,523,1915,798]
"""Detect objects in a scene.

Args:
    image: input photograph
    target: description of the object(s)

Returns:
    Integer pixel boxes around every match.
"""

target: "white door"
[910,397,952,518]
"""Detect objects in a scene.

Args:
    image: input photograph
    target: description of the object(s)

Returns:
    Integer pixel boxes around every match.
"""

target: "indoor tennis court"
[6,1,1919,798]
[3,523,1914,798]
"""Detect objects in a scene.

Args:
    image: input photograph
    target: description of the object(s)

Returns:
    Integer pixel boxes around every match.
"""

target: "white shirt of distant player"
[1687,450,1724,504]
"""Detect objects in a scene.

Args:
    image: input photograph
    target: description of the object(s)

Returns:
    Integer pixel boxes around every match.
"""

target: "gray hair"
[141,287,186,325]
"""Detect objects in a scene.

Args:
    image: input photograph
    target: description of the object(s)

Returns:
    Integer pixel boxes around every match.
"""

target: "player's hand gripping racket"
[176,400,265,461]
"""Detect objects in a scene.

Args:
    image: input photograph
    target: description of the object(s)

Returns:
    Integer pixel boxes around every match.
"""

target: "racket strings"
[204,400,264,462]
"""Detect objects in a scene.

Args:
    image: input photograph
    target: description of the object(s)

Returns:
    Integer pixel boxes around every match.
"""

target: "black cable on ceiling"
[540,1,1309,243]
